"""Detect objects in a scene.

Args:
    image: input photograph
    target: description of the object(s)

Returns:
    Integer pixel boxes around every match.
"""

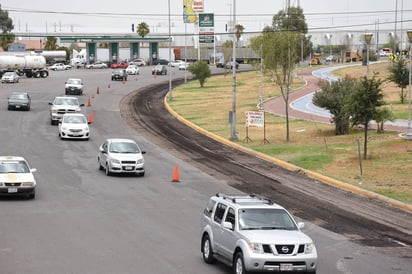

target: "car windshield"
[238,208,297,231]
[54,98,79,106]
[68,79,81,85]
[10,93,27,99]
[63,115,86,123]
[109,142,140,153]
[3,72,14,76]
[0,160,30,173]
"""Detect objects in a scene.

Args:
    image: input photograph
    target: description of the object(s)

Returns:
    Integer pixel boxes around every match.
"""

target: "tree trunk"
[363,121,368,159]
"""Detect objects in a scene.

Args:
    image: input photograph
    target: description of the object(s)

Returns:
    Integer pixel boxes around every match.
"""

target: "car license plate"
[280,264,293,271]
[16,105,21,108]
[124,166,133,171]
[8,187,18,193]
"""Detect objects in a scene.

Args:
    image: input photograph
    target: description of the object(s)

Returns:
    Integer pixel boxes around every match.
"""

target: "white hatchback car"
[98,138,146,176]
[126,65,140,75]
[0,156,37,199]
[58,113,90,140]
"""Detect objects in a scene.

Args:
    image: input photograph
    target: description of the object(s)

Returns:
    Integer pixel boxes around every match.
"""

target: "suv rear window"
[213,203,227,224]
[203,199,216,218]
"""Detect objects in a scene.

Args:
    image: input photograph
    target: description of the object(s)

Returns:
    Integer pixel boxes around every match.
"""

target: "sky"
[1,0,412,45]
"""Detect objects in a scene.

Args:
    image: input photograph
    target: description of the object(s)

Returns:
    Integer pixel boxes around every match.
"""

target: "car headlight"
[136,159,144,164]
[248,243,264,254]
[22,182,35,187]
[304,243,316,254]
[110,158,121,164]
[51,108,58,113]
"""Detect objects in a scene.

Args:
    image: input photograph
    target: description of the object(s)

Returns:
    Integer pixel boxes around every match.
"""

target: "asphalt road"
[0,65,411,274]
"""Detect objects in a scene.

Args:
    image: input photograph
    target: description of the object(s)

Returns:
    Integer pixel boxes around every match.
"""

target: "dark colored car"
[111,69,128,81]
[8,92,31,111]
[151,65,168,75]
[225,61,239,69]
[154,59,169,65]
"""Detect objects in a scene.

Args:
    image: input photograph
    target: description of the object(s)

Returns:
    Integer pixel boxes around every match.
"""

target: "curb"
[164,96,412,214]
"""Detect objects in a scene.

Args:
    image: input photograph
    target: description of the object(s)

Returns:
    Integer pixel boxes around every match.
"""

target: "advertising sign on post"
[199,13,214,44]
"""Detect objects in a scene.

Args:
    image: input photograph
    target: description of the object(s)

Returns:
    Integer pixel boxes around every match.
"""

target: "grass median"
[168,62,412,204]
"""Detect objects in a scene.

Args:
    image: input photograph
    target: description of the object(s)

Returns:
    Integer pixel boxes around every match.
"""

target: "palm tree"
[44,36,58,50]
[137,22,150,38]
[235,24,244,46]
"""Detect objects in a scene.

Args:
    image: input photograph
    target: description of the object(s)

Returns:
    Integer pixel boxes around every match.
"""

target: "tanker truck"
[0,54,49,78]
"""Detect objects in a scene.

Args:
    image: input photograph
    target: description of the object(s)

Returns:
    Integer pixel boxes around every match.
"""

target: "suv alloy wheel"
[202,234,216,264]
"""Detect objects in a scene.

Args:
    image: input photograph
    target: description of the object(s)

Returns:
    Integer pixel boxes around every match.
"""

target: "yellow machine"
[311,53,321,65]
[344,50,362,62]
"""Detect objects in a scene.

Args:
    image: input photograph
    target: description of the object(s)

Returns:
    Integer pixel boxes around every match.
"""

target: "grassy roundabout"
[168,62,412,204]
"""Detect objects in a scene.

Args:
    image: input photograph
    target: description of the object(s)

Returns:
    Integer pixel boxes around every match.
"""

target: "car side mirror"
[297,222,305,229]
[141,151,146,154]
[223,221,234,230]
[49,102,53,105]
[80,104,85,107]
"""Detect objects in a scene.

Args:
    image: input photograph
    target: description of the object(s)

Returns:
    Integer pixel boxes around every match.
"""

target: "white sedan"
[126,65,140,75]
[0,156,37,199]
[170,60,185,67]
[58,113,90,140]
[98,138,146,176]
[49,63,71,71]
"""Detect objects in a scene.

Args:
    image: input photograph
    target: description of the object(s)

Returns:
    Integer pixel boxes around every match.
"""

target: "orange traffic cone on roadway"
[96,86,100,94]
[171,165,180,182]
[88,112,94,123]
[87,96,91,107]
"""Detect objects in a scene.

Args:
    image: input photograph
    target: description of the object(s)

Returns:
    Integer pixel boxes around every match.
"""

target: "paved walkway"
[263,67,409,133]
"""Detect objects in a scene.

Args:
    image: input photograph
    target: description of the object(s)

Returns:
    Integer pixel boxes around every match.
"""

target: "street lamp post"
[230,0,238,141]
[406,30,412,140]
[363,33,373,79]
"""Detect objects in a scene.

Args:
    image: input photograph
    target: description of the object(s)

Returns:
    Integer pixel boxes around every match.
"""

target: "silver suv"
[49,96,84,125]
[201,194,317,274]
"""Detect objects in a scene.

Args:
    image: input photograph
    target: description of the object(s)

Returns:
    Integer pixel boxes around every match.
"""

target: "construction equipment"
[344,50,362,62]
[311,53,321,65]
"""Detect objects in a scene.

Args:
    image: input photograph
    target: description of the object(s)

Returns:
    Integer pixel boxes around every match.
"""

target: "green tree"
[234,24,244,46]
[387,57,409,103]
[44,36,58,50]
[272,6,308,32]
[268,6,312,64]
[374,106,395,133]
[137,22,150,38]
[313,76,358,135]
[251,31,300,141]
[188,61,211,87]
[347,74,384,159]
[0,4,15,51]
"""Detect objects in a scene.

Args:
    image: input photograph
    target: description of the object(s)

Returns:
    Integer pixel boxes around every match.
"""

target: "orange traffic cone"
[171,165,180,182]
[87,96,91,107]
[91,92,94,99]
[96,86,100,94]
[88,112,94,123]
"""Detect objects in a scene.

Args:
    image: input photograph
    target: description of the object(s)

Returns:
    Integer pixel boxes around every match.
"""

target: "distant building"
[8,43,26,52]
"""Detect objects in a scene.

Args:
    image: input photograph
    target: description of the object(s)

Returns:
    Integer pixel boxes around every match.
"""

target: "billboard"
[183,0,204,23]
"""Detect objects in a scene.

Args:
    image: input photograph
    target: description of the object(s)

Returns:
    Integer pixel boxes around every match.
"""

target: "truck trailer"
[0,54,49,78]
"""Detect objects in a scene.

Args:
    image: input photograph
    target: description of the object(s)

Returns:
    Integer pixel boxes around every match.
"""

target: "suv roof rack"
[215,193,273,205]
